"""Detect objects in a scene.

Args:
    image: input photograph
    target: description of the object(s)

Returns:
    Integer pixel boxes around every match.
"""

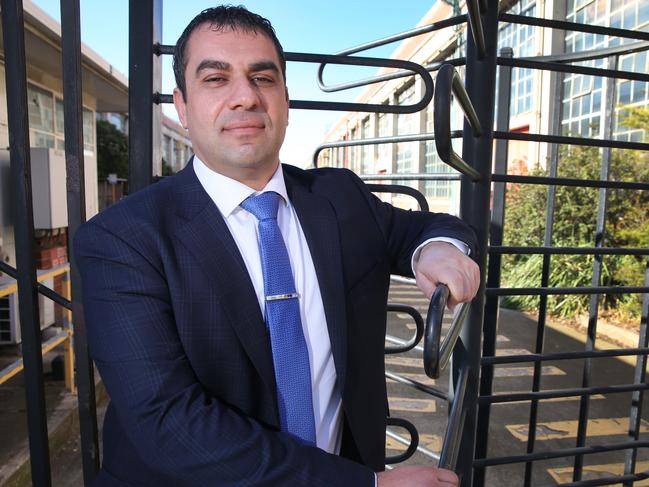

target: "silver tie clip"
[265,293,299,301]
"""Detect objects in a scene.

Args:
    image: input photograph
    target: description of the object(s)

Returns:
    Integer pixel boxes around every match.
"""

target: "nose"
[227,77,261,110]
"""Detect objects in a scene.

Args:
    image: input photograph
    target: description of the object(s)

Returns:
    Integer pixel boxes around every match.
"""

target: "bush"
[501,140,649,319]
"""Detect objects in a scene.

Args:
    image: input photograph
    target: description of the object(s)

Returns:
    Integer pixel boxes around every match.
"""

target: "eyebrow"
[195,59,230,76]
[194,59,280,77]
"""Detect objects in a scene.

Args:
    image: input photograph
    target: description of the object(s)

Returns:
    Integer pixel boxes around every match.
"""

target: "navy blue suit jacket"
[74,161,477,486]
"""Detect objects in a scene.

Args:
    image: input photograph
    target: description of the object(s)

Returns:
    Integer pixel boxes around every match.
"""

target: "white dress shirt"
[194,156,343,454]
[193,156,468,471]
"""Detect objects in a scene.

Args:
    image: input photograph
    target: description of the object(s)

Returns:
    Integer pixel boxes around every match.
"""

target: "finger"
[415,272,438,299]
[436,468,459,485]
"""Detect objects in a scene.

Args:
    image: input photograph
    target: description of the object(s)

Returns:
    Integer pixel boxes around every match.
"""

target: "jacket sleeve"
[73,220,374,487]
[344,169,478,277]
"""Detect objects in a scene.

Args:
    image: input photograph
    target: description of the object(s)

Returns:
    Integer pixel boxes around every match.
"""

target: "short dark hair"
[173,5,286,100]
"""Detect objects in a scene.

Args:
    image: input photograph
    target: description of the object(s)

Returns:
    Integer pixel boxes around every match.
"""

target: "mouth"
[222,121,265,136]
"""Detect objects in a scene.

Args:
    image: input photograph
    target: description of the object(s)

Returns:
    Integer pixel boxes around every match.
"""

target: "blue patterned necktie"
[240,191,317,446]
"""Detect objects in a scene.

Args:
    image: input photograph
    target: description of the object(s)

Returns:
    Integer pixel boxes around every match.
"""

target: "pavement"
[0,282,646,486]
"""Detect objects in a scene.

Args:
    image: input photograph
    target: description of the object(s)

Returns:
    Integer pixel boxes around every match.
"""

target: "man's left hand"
[414,241,480,309]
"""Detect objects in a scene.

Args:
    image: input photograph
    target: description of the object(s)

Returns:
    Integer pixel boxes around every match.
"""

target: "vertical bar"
[60,1,101,482]
[129,0,163,192]
[0,0,52,485]
[572,56,617,481]
[623,259,649,486]
[473,47,512,487]
[523,62,564,487]
[454,0,499,484]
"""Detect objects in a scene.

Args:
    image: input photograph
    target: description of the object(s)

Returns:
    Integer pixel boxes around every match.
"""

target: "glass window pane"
[27,84,54,133]
[32,131,55,148]
[83,108,94,151]
[55,98,65,135]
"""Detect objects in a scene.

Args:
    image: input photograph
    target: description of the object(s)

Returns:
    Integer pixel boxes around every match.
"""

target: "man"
[74,6,479,486]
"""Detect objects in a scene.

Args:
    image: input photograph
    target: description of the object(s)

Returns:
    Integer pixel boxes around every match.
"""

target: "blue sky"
[33,1,435,166]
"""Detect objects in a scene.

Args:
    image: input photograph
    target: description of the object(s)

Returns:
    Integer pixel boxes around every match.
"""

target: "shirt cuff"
[410,237,470,277]
[374,472,378,487]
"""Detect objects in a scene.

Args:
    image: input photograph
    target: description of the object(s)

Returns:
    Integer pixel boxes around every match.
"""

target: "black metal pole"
[522,51,565,487]
[129,0,162,192]
[0,0,52,485]
[572,55,617,481]
[623,258,649,486]
[454,0,499,485]
[60,1,100,483]
[473,46,512,487]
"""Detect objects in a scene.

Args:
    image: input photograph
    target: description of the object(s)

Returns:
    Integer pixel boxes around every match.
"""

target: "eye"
[252,75,274,84]
[204,75,226,83]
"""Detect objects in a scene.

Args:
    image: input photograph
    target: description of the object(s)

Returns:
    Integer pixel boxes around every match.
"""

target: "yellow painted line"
[389,397,437,413]
[0,283,18,298]
[386,372,437,387]
[548,461,649,486]
[38,264,70,282]
[386,433,442,453]
[42,334,69,355]
[495,394,606,405]
[494,366,565,378]
[386,356,423,368]
[0,332,71,386]
[506,417,649,442]
[495,348,532,356]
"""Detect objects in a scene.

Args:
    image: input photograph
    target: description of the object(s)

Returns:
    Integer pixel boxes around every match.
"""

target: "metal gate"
[1,0,648,485]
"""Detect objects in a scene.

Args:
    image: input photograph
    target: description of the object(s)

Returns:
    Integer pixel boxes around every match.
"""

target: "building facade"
[320,0,649,214]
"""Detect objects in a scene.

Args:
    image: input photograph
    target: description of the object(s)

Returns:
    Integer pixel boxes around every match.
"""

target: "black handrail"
[433,64,482,181]
[423,284,471,379]
[153,51,434,115]
[0,261,72,309]
[385,304,424,354]
[385,417,420,464]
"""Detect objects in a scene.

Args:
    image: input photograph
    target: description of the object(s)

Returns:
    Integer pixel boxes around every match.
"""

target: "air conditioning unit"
[0,277,55,345]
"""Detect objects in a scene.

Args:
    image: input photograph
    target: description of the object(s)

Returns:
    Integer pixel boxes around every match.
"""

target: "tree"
[97,119,128,179]
[501,108,649,318]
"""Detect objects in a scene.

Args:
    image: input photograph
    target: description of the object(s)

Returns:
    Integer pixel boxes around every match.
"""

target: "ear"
[285,87,289,126]
[173,87,188,129]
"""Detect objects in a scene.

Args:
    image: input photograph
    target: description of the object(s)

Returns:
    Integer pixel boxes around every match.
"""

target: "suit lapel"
[171,164,277,402]
[284,166,348,391]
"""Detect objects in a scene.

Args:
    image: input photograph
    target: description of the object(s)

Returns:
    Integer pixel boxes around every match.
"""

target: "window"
[562,0,648,141]
[361,117,371,174]
[26,83,96,153]
[498,0,537,116]
[396,84,416,187]
[377,105,390,172]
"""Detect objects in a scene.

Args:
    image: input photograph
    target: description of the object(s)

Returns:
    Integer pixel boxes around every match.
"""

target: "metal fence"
[1,0,648,485]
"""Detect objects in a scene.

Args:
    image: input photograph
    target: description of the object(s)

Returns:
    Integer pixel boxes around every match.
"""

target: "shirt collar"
[193,155,290,217]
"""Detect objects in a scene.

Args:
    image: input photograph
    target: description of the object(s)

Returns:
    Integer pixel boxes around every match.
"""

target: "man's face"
[173,25,288,187]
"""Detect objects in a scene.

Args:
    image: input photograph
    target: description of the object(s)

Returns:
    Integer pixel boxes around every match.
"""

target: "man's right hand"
[377,466,459,486]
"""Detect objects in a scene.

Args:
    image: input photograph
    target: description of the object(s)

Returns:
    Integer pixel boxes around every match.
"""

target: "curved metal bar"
[313,130,464,167]
[315,16,467,93]
[365,184,429,213]
[433,64,482,181]
[155,52,434,114]
[385,304,424,354]
[385,417,420,464]
[466,0,487,59]
[423,284,471,379]
[285,52,433,114]
[316,57,465,95]
[439,365,469,471]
